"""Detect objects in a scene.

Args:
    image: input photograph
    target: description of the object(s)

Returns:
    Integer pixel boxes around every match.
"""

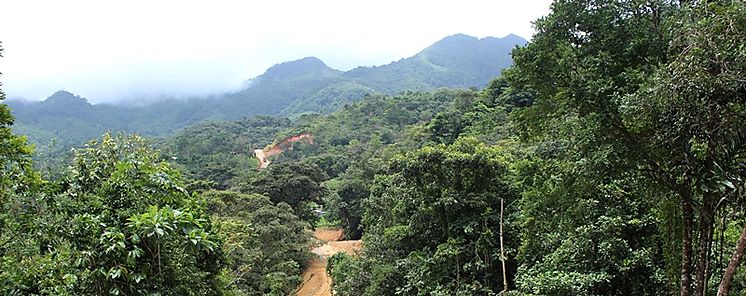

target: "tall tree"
[0,42,46,294]
[359,139,519,294]
[205,190,311,295]
[240,161,329,223]
[0,42,38,227]
[507,1,746,295]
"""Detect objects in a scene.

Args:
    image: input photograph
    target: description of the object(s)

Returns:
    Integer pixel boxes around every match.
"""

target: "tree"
[204,190,311,296]
[630,3,746,294]
[0,42,47,295]
[2,134,223,295]
[336,138,519,295]
[0,41,39,232]
[240,162,329,223]
[507,1,746,295]
[324,178,368,239]
[511,137,667,295]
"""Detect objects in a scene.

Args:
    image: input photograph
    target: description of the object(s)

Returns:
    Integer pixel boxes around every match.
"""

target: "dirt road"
[254,149,270,169]
[295,229,362,296]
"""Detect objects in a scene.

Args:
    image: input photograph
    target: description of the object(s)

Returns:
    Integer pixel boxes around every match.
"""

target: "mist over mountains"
[8,34,526,147]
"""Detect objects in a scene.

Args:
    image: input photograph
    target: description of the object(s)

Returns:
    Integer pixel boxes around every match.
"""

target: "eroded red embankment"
[254,132,314,169]
[266,133,314,157]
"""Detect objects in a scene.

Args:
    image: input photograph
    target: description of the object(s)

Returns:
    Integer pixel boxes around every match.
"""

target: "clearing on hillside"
[295,228,362,296]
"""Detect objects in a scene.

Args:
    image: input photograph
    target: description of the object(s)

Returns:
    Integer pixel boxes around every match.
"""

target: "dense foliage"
[0,49,312,295]
[1,134,223,295]
[329,140,519,295]
[0,133,313,295]
[162,116,292,189]
[505,1,746,295]
[2,1,745,295]
[236,162,329,224]
[165,88,503,237]
[205,190,311,296]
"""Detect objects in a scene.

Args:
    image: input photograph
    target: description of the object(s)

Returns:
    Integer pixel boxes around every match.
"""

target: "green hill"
[9,34,526,151]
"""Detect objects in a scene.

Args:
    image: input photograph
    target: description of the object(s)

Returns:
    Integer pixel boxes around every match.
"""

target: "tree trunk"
[705,218,715,294]
[719,214,727,272]
[717,224,746,296]
[500,198,508,294]
[682,200,694,296]
[695,199,714,296]
[456,253,460,290]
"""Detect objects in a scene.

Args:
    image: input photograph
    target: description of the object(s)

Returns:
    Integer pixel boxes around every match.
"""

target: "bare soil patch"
[295,228,362,296]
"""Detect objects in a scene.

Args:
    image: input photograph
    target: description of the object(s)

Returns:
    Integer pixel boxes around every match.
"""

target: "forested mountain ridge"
[342,33,524,92]
[8,34,526,152]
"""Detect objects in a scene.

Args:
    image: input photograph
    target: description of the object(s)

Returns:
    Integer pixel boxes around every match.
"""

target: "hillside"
[343,34,523,92]
[9,34,526,152]
[283,34,526,113]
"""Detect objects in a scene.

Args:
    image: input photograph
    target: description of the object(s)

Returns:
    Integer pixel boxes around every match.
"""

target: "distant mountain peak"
[500,33,528,44]
[48,90,77,98]
[442,33,478,40]
[427,33,526,52]
[261,57,334,80]
[430,34,480,48]
[46,90,90,105]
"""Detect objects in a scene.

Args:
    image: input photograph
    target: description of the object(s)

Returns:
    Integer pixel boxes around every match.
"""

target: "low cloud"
[0,0,551,105]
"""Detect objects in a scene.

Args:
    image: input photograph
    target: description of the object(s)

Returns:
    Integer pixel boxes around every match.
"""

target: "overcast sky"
[0,0,552,104]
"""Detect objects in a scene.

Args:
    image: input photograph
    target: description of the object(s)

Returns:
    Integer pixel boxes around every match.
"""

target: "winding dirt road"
[295,229,362,296]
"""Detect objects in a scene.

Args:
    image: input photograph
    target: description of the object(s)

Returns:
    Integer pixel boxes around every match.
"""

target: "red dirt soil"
[294,228,362,296]
[266,133,314,157]
[254,133,314,169]
[313,228,343,241]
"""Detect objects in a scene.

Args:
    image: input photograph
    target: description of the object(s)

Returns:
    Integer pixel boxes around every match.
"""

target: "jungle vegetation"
[1,1,745,295]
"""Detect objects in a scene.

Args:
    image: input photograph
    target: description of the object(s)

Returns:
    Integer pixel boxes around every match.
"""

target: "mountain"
[9,91,131,146]
[7,33,527,150]
[343,34,523,92]
[282,34,526,114]
[261,57,337,80]
[212,57,344,118]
